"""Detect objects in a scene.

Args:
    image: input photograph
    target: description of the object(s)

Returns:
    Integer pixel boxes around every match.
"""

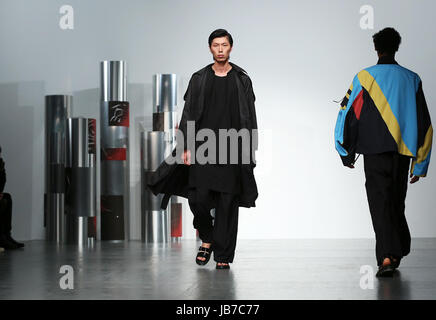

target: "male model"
[334,27,432,277]
[148,29,258,270]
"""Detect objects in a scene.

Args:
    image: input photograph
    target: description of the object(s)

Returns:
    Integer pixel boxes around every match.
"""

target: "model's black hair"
[372,27,401,55]
[208,29,233,47]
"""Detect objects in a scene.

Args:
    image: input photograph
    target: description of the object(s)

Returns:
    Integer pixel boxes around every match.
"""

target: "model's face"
[209,36,232,62]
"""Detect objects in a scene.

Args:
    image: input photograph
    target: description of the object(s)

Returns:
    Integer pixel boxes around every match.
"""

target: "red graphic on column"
[88,119,96,154]
[101,148,127,161]
[108,101,129,127]
[171,203,183,237]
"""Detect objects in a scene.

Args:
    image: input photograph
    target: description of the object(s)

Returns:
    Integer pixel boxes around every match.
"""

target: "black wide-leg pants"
[188,188,239,263]
[0,193,12,236]
[363,152,411,266]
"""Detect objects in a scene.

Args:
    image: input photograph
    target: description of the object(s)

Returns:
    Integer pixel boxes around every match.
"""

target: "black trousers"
[188,188,239,263]
[363,152,411,266]
[0,193,12,236]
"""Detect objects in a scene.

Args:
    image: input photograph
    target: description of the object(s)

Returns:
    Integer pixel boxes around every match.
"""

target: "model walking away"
[334,27,432,277]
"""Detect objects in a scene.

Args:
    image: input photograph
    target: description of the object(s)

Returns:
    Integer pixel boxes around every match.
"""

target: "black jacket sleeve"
[241,75,258,168]
[177,74,198,152]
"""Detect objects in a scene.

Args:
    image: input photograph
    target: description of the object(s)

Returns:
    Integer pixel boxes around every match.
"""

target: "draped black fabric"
[147,62,258,210]
[188,66,241,194]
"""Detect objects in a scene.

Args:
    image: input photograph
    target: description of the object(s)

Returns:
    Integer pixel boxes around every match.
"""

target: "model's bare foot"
[216,262,230,269]
[197,242,211,262]
[217,262,229,267]
[382,257,392,267]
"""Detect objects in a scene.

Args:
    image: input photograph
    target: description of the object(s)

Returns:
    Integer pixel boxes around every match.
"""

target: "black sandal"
[196,246,212,266]
[376,256,396,277]
[390,255,401,269]
[216,262,230,270]
[376,264,395,277]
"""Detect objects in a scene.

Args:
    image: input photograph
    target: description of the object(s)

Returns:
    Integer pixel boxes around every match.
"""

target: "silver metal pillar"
[141,131,172,243]
[141,74,182,243]
[44,95,72,243]
[154,74,183,241]
[65,117,97,246]
[100,60,130,241]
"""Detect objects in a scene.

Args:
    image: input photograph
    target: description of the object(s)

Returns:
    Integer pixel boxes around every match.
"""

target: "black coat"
[146,62,258,209]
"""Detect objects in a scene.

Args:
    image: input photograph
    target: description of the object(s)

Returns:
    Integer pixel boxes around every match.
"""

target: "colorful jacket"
[334,56,433,177]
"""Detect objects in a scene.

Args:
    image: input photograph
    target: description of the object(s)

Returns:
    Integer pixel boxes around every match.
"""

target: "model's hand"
[181,150,191,165]
[410,173,420,184]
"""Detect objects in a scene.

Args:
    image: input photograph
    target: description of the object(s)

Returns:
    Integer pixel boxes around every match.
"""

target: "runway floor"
[0,238,435,300]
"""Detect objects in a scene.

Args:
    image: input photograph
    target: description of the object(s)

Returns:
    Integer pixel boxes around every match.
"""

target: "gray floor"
[0,238,435,300]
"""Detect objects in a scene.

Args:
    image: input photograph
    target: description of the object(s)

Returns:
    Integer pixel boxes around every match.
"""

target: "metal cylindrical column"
[154,74,183,241]
[44,95,72,243]
[141,131,172,243]
[100,60,130,241]
[141,74,182,243]
[65,117,97,246]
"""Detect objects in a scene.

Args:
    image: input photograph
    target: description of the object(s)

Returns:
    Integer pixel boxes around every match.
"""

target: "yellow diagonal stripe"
[416,125,433,163]
[346,83,353,99]
[357,70,414,157]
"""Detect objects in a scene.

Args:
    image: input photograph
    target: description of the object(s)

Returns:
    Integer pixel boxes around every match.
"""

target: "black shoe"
[0,236,20,250]
[216,262,230,270]
[196,245,212,266]
[5,234,24,248]
[376,265,395,277]
[390,256,401,269]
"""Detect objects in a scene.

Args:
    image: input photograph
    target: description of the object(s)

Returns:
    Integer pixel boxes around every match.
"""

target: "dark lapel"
[230,62,251,127]
[194,62,251,129]
[194,63,213,122]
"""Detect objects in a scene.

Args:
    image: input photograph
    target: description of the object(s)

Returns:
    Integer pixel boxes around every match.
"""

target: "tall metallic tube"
[65,117,97,246]
[141,131,171,243]
[44,95,72,243]
[141,74,182,243]
[100,61,130,241]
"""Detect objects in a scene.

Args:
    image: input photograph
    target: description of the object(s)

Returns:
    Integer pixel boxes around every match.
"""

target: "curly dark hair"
[208,29,233,47]
[372,27,402,55]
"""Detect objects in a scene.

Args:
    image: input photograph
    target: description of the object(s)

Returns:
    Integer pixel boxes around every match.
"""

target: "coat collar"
[194,62,248,77]
[190,62,252,128]
[377,55,398,65]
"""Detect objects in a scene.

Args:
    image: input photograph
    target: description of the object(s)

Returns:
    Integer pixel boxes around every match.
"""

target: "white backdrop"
[0,0,435,240]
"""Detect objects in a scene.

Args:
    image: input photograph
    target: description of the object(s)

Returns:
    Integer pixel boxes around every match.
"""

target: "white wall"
[0,0,435,240]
